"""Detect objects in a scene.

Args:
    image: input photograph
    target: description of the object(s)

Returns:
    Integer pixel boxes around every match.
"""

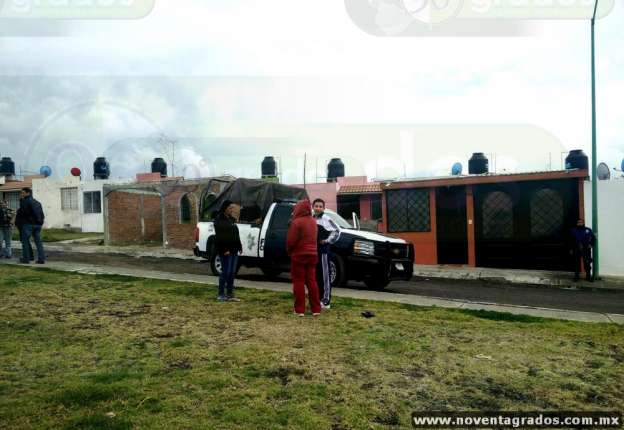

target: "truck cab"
[195,201,414,290]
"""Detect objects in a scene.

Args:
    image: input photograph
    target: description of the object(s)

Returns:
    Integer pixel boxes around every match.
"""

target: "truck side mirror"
[352,212,361,230]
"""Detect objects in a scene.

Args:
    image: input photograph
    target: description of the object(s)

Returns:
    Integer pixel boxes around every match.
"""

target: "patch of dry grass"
[0,266,622,429]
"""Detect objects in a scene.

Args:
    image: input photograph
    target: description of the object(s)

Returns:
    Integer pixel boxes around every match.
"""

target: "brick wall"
[106,180,229,250]
[107,191,162,245]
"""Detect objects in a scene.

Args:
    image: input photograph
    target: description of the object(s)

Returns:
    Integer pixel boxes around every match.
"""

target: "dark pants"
[573,246,593,281]
[291,255,321,314]
[20,224,45,263]
[316,250,332,306]
[218,254,239,298]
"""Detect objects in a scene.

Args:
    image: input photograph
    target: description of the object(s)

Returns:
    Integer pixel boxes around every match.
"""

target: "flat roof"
[384,169,588,190]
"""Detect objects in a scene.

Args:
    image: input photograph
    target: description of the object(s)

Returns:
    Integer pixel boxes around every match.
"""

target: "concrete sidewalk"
[413,264,624,291]
[2,259,622,325]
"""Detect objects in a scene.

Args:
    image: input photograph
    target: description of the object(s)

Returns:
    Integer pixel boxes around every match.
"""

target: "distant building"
[32,176,129,232]
[0,175,44,210]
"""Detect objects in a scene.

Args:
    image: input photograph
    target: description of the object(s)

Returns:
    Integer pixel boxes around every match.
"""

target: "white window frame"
[83,191,102,214]
[61,187,79,211]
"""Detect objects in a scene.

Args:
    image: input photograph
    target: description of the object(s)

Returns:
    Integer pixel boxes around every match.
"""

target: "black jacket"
[19,196,45,226]
[214,213,242,255]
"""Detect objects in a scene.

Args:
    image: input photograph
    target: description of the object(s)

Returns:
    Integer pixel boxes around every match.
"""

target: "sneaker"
[312,312,321,317]
[321,304,331,310]
[294,312,304,317]
[226,297,241,302]
[36,261,45,265]
[217,296,227,302]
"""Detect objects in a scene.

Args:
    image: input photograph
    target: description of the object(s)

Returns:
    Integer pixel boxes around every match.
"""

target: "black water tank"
[565,150,589,170]
[327,158,345,182]
[261,156,277,177]
[468,153,489,174]
[93,157,110,180]
[0,157,15,176]
[151,157,168,177]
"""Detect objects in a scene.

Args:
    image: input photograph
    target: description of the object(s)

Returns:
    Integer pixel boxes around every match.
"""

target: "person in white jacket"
[312,198,341,309]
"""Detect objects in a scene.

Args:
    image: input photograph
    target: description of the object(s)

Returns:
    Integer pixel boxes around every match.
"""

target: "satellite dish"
[597,163,610,180]
[451,162,463,176]
[39,166,52,177]
[70,167,82,177]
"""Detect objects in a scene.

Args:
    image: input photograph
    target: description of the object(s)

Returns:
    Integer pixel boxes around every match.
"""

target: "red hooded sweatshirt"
[286,200,318,262]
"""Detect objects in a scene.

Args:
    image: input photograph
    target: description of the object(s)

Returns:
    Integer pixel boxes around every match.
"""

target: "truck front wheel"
[364,269,391,290]
[330,254,347,289]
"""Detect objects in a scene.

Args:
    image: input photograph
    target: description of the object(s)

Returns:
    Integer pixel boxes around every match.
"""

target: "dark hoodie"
[286,200,318,261]
[214,200,243,256]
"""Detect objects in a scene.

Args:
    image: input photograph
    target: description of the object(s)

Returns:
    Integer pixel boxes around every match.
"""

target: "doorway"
[436,186,468,265]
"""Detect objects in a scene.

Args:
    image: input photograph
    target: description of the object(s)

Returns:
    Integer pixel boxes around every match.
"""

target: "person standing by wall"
[287,200,321,317]
[214,200,243,302]
[312,198,341,310]
[571,219,596,282]
[19,187,46,265]
[0,200,15,259]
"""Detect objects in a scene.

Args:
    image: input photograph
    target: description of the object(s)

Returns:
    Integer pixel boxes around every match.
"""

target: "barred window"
[6,192,20,210]
[83,191,101,214]
[530,188,564,238]
[180,194,192,224]
[482,191,514,239]
[387,189,430,233]
[61,187,79,211]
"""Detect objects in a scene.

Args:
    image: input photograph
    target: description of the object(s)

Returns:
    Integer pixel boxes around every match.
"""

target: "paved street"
[24,249,624,317]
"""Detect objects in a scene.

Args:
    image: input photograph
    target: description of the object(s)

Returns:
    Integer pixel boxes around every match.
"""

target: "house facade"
[380,170,588,271]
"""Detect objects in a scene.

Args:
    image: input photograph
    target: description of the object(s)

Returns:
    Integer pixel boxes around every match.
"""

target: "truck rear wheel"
[210,253,241,277]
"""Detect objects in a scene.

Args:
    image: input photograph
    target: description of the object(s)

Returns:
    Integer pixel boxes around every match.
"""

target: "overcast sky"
[0,0,622,183]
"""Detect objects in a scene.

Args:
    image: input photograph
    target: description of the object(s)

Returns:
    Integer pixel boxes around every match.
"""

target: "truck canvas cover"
[200,178,308,221]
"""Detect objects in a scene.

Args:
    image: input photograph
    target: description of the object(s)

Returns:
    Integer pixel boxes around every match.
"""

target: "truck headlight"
[353,240,375,256]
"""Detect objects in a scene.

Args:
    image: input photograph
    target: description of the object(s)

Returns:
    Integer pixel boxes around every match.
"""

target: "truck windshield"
[323,210,354,229]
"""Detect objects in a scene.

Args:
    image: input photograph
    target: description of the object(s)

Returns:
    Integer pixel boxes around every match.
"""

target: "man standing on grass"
[0,200,15,259]
[19,188,46,265]
[312,198,341,310]
[287,200,321,317]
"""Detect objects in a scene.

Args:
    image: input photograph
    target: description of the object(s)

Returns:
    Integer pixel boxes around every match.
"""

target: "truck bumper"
[346,256,413,281]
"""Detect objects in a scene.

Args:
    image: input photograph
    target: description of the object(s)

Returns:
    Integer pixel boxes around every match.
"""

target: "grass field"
[0,266,622,429]
[11,228,102,243]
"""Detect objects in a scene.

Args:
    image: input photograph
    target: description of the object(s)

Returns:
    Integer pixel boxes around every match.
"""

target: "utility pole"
[590,0,600,278]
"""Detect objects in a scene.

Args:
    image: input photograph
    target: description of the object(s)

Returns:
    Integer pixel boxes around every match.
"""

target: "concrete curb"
[2,260,622,325]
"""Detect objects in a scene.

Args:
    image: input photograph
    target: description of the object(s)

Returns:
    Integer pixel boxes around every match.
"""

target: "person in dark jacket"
[286,200,321,316]
[571,219,596,282]
[214,200,243,301]
[19,187,46,265]
[14,205,33,261]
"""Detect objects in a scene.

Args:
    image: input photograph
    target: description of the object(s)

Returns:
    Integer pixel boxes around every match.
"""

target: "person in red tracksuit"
[286,200,322,316]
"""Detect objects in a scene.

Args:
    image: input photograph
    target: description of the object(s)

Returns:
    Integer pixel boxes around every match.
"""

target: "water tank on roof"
[0,157,15,177]
[261,156,277,178]
[327,158,345,183]
[151,157,168,177]
[565,150,589,171]
[468,153,489,174]
[93,157,110,180]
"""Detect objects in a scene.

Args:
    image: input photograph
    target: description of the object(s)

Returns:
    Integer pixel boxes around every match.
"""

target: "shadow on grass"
[53,383,135,407]
[459,309,548,323]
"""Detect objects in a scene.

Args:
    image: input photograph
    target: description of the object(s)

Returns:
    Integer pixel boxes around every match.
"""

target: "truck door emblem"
[246,233,257,251]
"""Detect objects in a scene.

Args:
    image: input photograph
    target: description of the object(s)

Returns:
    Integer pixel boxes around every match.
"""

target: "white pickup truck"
[194,201,414,289]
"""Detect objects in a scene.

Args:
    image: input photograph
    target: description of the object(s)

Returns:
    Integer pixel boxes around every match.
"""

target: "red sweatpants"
[290,255,321,314]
